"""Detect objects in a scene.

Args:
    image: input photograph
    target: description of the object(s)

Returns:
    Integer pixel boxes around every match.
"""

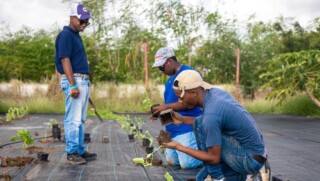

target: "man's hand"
[151,104,168,116]
[161,141,181,149]
[170,111,184,124]
[149,104,167,121]
[70,88,80,98]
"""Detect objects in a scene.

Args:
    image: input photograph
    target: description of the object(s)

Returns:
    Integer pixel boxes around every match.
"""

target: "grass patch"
[1,81,320,119]
[243,93,320,118]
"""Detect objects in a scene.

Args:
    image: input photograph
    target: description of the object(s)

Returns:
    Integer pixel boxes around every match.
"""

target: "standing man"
[55,3,97,165]
[151,47,203,169]
[163,70,267,181]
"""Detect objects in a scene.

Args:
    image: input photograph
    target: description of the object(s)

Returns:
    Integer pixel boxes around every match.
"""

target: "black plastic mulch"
[1,113,320,181]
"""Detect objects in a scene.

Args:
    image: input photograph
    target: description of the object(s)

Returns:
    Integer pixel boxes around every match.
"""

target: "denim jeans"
[194,116,263,181]
[61,77,90,155]
[165,131,203,169]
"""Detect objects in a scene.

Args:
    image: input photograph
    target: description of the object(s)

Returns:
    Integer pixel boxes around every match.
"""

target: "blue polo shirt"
[164,65,203,138]
[55,26,90,74]
[203,88,265,155]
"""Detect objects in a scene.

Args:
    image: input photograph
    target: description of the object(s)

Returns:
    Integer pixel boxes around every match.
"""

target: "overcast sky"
[0,0,320,33]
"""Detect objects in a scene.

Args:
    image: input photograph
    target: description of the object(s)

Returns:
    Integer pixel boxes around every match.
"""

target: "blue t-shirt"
[165,65,203,138]
[55,26,90,74]
[202,88,265,155]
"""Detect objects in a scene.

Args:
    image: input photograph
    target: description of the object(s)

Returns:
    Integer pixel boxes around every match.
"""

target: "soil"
[145,158,162,166]
[159,110,173,126]
[0,174,11,181]
[156,130,171,145]
[1,157,34,167]
[34,132,39,136]
[25,146,54,154]
[142,138,150,147]
[26,146,44,154]
[38,138,53,144]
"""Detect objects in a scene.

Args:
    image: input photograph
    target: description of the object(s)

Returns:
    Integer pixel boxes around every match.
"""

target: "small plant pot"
[102,136,109,143]
[159,109,174,126]
[52,127,61,140]
[52,124,59,128]
[132,129,137,135]
[84,133,91,143]
[139,129,143,133]
[142,138,151,147]
[156,130,171,145]
[37,152,49,161]
[146,146,154,154]
[128,134,135,142]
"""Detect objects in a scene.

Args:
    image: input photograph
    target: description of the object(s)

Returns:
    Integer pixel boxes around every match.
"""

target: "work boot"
[80,151,97,161]
[66,153,86,165]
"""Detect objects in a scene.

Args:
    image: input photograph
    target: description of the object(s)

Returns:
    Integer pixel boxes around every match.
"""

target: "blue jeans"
[194,116,263,181]
[166,131,203,169]
[61,77,90,155]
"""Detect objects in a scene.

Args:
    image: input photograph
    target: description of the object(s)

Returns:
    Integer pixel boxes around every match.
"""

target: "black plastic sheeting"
[0,114,199,181]
[2,113,320,180]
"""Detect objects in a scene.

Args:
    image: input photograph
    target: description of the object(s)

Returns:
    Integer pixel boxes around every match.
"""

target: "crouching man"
[162,70,267,181]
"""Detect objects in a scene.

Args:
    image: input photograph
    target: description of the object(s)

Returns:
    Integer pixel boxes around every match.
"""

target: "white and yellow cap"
[173,70,213,97]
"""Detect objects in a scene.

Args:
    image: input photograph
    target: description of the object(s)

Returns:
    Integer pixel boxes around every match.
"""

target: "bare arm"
[163,141,221,164]
[153,102,187,114]
[61,57,79,98]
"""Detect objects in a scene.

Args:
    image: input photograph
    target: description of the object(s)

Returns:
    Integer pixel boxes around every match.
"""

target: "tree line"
[0,0,320,104]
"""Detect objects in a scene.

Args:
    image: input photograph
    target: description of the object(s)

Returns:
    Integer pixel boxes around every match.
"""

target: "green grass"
[243,93,320,118]
[1,82,320,119]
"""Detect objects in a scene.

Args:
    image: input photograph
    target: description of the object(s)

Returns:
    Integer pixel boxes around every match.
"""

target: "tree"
[260,50,320,107]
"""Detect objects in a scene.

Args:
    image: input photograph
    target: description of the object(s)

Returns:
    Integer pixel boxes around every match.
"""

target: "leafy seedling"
[164,171,174,181]
[10,129,34,154]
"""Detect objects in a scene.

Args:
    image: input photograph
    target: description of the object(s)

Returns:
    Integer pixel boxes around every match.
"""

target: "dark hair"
[168,56,178,62]
[173,80,179,87]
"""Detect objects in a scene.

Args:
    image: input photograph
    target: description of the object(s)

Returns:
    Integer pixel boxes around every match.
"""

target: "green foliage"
[132,157,152,168]
[49,119,58,126]
[5,106,29,122]
[141,93,153,112]
[10,129,34,153]
[164,171,174,181]
[260,50,320,105]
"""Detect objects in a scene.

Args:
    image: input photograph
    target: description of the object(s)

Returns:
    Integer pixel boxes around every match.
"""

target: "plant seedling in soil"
[156,130,171,145]
[10,129,34,154]
[159,109,174,126]
[49,119,59,127]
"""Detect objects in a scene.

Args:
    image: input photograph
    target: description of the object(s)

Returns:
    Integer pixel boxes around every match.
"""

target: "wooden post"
[143,43,149,92]
[236,48,240,101]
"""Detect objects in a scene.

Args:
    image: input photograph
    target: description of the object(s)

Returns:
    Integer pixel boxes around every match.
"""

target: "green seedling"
[146,145,162,159]
[5,106,29,122]
[141,93,153,112]
[49,119,58,126]
[10,129,34,154]
[164,171,174,181]
[6,107,16,122]
[132,157,152,167]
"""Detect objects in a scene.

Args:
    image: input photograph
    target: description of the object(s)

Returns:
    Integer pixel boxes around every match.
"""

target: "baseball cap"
[70,3,93,20]
[152,47,175,67]
[173,70,213,97]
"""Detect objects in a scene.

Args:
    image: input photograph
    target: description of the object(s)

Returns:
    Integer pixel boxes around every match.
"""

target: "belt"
[61,73,89,79]
[250,155,267,164]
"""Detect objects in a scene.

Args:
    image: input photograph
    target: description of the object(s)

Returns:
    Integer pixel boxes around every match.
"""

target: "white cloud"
[0,0,319,32]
